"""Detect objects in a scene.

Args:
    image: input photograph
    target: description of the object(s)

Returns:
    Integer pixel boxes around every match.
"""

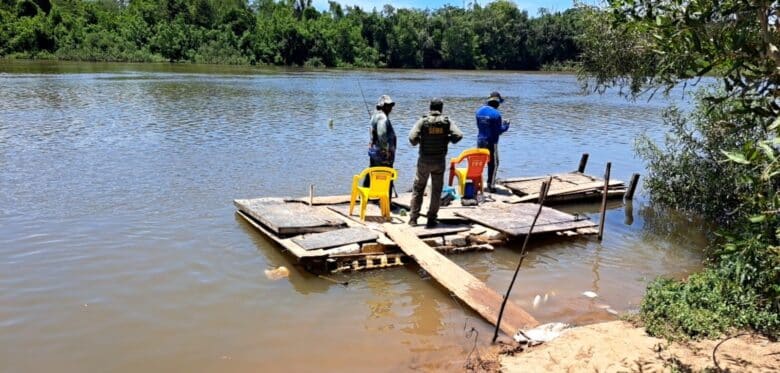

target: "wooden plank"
[326,203,394,224]
[384,224,538,336]
[410,224,471,238]
[454,203,597,237]
[292,227,379,251]
[235,210,328,259]
[234,198,346,235]
[288,194,353,206]
[509,180,625,202]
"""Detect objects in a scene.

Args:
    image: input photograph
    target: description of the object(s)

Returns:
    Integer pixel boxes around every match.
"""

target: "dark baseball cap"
[487,91,505,103]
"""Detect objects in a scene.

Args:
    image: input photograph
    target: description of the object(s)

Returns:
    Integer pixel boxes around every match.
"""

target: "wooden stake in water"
[577,153,589,173]
[598,163,611,241]
[625,173,640,201]
[309,184,314,206]
[492,177,552,343]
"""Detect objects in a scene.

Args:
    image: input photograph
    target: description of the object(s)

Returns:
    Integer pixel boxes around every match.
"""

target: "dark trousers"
[410,157,446,221]
[363,159,394,203]
[478,141,499,188]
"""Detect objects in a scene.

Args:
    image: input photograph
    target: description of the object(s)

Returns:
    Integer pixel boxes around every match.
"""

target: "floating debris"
[532,294,542,309]
[582,291,598,298]
[606,308,619,315]
[264,266,290,280]
[514,322,570,345]
[544,293,549,303]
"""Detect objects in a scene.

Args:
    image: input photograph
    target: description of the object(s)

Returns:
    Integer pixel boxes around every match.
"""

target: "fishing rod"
[357,78,372,118]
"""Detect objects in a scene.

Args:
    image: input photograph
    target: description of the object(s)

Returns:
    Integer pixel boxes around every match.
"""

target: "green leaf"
[759,142,776,161]
[749,215,766,223]
[770,117,780,131]
[721,150,750,164]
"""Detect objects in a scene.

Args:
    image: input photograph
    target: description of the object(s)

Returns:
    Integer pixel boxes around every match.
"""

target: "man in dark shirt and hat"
[476,91,510,192]
[408,98,463,228]
[365,95,397,197]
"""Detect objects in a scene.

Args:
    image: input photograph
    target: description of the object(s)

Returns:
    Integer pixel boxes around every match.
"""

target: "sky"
[311,0,593,16]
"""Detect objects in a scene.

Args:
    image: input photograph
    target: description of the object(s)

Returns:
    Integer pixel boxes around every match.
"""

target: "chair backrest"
[362,166,397,197]
[456,148,490,178]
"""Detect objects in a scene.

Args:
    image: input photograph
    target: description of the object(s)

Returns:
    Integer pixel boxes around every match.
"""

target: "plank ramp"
[292,227,378,251]
[455,203,597,237]
[234,198,346,236]
[385,224,538,336]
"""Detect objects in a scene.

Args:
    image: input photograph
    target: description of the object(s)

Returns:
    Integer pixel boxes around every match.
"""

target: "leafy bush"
[642,237,780,340]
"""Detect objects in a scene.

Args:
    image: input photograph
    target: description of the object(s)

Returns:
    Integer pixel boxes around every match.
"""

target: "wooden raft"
[455,203,597,237]
[233,198,346,236]
[385,224,538,336]
[501,172,626,203]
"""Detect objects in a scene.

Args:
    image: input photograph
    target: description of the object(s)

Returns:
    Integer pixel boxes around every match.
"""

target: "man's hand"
[503,120,510,126]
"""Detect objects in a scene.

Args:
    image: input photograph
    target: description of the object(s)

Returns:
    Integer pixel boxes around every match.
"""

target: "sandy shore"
[498,321,779,372]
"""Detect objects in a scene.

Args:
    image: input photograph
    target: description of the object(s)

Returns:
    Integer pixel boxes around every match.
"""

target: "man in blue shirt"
[476,91,510,192]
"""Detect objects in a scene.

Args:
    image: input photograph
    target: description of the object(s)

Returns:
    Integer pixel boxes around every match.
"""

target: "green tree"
[579,1,779,339]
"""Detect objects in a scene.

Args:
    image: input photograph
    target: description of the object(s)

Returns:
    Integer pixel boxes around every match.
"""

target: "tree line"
[0,0,585,69]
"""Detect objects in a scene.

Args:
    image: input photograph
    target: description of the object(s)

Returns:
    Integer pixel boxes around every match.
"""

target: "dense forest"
[0,0,584,69]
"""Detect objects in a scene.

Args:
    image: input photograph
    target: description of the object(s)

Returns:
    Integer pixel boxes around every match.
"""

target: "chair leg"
[459,177,466,196]
[360,197,368,221]
[448,165,455,186]
[379,198,386,221]
[349,190,357,215]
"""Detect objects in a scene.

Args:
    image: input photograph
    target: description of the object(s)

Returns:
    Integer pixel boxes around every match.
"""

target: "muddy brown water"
[0,61,707,371]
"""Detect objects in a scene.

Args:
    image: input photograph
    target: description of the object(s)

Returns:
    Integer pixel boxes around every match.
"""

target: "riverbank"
[497,321,779,372]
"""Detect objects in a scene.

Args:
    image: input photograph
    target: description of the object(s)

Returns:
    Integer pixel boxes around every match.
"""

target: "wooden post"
[625,173,640,201]
[624,200,634,226]
[577,153,589,173]
[598,163,611,241]
[309,184,314,206]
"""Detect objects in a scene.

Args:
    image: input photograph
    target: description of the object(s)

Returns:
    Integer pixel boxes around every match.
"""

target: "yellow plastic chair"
[449,148,491,196]
[349,166,398,221]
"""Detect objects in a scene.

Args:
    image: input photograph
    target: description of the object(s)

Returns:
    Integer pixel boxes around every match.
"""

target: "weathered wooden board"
[236,210,328,259]
[410,224,471,238]
[501,172,625,201]
[292,227,379,251]
[385,224,538,336]
[454,203,596,237]
[288,194,353,206]
[234,198,346,235]
[327,203,392,224]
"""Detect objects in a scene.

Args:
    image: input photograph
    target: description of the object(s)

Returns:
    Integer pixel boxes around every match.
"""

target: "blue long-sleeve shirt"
[475,105,509,145]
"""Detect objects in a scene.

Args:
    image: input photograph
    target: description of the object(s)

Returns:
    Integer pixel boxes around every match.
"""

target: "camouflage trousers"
[410,157,446,221]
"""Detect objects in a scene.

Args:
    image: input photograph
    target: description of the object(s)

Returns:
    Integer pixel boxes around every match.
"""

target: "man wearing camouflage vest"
[408,98,464,228]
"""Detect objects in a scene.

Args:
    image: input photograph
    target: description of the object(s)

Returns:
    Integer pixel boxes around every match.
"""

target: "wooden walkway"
[385,224,538,337]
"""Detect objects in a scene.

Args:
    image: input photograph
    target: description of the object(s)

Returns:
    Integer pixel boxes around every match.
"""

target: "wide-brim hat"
[376,95,395,107]
[487,91,504,103]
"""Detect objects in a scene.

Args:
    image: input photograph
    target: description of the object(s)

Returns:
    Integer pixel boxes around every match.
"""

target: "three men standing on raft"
[366,91,509,228]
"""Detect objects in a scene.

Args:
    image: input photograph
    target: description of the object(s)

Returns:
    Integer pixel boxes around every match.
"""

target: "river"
[0,61,707,371]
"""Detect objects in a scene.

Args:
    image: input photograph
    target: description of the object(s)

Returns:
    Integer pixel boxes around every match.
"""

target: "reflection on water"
[0,61,706,372]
